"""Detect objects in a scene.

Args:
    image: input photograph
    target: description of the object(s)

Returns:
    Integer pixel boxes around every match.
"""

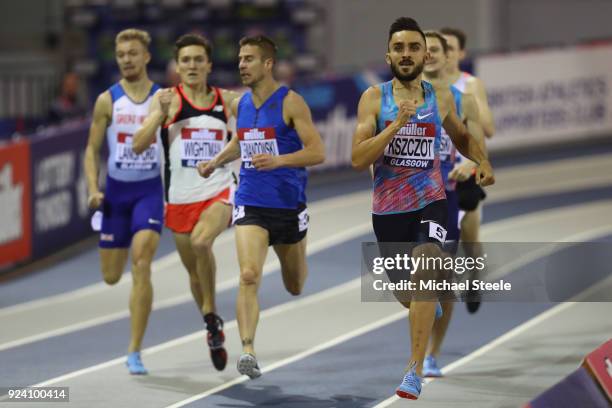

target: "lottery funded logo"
[181,128,225,168]
[237,128,279,170]
[384,121,436,169]
[115,132,159,170]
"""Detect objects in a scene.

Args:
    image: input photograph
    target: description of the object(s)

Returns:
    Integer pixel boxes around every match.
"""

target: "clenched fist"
[395,100,418,126]
[197,160,216,178]
[88,191,104,209]
[475,160,495,187]
[159,88,174,117]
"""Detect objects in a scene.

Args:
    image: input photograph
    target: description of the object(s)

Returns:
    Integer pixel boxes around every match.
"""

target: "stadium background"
[0,1,611,407]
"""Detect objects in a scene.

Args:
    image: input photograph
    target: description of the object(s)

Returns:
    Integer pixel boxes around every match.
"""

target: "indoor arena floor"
[1,143,611,407]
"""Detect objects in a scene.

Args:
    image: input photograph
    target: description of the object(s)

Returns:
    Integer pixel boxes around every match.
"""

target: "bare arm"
[278,91,325,167]
[212,89,242,166]
[249,91,325,171]
[439,88,494,186]
[133,88,174,154]
[84,92,111,208]
[462,93,487,159]
[468,77,495,139]
[197,95,242,177]
[448,93,487,181]
[351,86,416,171]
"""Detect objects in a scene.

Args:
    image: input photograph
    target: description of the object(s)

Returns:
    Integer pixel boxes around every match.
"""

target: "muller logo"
[385,121,435,137]
[182,128,223,141]
[238,128,276,141]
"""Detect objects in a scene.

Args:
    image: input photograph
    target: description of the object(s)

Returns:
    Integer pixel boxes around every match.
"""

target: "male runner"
[351,17,494,400]
[422,30,487,377]
[198,35,325,379]
[134,33,241,371]
[441,27,495,313]
[84,29,162,375]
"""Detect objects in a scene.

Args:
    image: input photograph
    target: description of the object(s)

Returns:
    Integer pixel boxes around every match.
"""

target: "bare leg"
[190,202,232,315]
[273,235,308,296]
[127,229,159,352]
[235,225,269,355]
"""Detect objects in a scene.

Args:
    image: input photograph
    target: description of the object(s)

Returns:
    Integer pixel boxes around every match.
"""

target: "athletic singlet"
[106,82,161,182]
[452,71,472,93]
[235,86,307,209]
[373,80,445,215]
[440,85,463,191]
[161,84,233,204]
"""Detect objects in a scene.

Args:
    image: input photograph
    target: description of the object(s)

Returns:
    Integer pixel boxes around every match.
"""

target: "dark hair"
[174,33,212,61]
[388,17,426,45]
[239,35,277,63]
[424,30,448,54]
[440,27,467,50]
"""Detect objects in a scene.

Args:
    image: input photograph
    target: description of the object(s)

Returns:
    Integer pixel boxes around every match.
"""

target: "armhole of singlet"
[378,83,387,132]
[163,86,183,129]
[216,87,230,123]
[282,89,292,128]
[236,93,245,121]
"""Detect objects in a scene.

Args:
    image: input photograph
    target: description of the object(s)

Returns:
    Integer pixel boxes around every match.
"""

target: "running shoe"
[423,354,443,377]
[204,313,227,371]
[126,351,148,375]
[396,367,423,400]
[435,301,443,319]
[237,353,262,379]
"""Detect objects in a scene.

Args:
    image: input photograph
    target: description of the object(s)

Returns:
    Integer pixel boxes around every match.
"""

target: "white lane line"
[372,275,611,408]
[28,219,612,391]
[4,201,612,352]
[0,190,371,318]
[0,222,373,352]
[485,223,612,281]
[32,278,362,387]
[163,311,408,408]
[5,151,611,317]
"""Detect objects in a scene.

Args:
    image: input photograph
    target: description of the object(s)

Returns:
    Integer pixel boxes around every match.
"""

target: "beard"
[390,60,424,82]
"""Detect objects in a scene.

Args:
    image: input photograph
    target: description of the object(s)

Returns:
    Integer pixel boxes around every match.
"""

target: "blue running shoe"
[435,302,443,319]
[126,351,148,375]
[396,367,422,400]
[423,354,443,377]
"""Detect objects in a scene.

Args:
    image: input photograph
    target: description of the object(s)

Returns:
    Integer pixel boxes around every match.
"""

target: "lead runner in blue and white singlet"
[351,18,494,400]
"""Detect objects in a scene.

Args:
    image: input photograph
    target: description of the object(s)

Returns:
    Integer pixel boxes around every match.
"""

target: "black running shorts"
[233,203,308,246]
[372,199,448,246]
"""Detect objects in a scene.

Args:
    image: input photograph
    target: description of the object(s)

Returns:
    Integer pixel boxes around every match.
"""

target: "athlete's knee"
[131,254,153,272]
[101,268,122,285]
[240,267,260,287]
[131,242,155,271]
[191,234,213,254]
[284,280,303,296]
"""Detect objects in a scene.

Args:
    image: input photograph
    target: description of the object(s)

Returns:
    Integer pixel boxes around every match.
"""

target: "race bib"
[298,208,309,232]
[115,132,159,171]
[181,127,225,168]
[237,128,279,170]
[232,205,245,224]
[439,132,455,164]
[427,221,447,243]
[383,122,436,169]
